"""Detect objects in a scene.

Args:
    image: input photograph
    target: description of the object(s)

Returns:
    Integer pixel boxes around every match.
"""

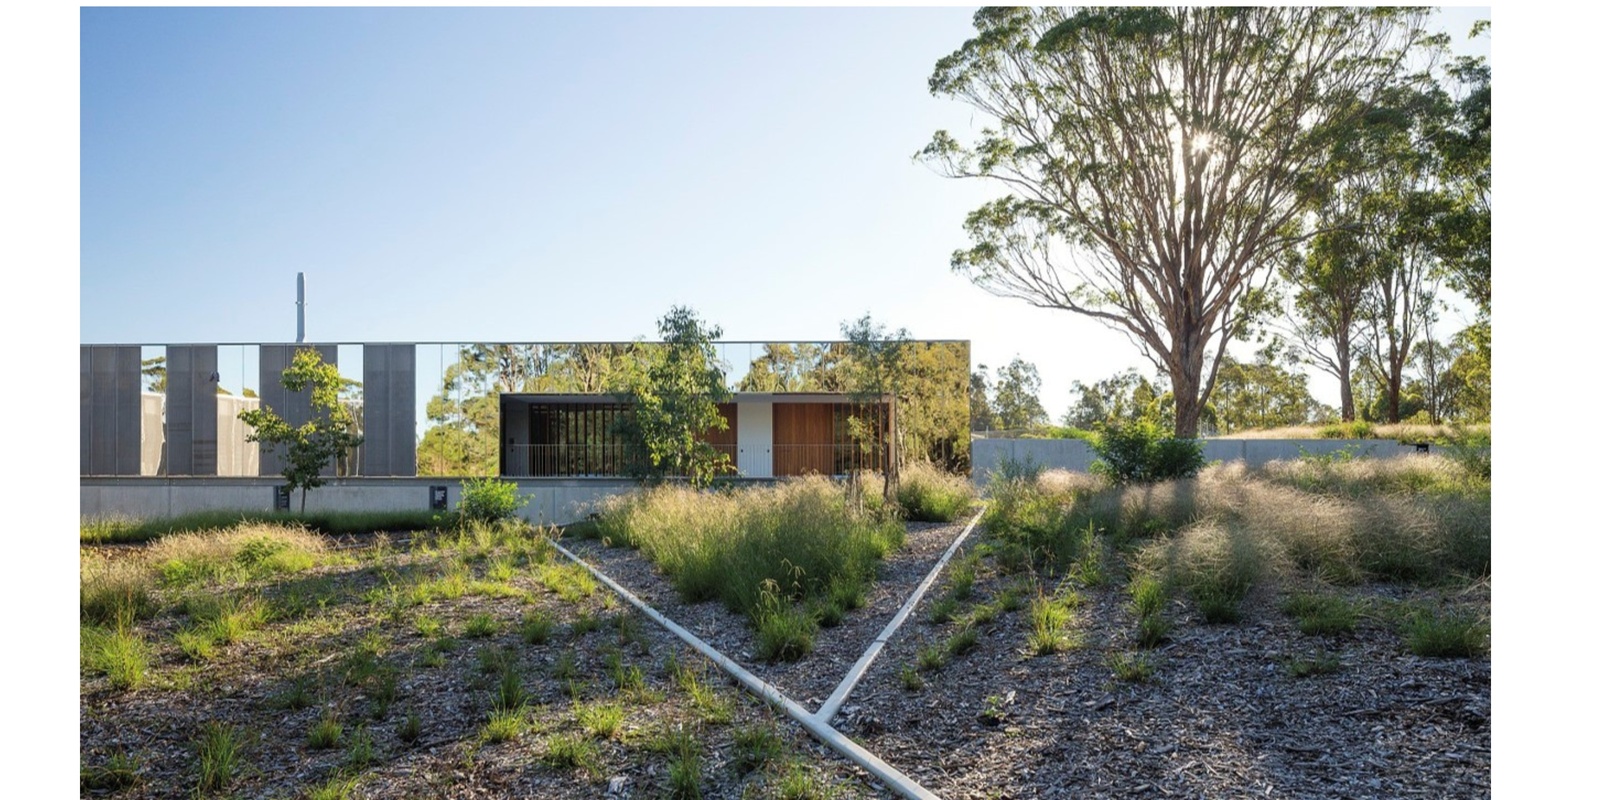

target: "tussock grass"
[1027,589,1081,656]
[1285,651,1342,677]
[80,751,140,791]
[544,733,601,776]
[594,477,904,625]
[1210,422,1489,443]
[308,713,344,749]
[149,523,327,587]
[80,624,151,690]
[895,460,977,522]
[576,701,625,739]
[464,613,500,638]
[1154,519,1277,624]
[80,554,156,627]
[1402,606,1490,658]
[481,706,527,743]
[1261,453,1487,499]
[81,509,439,544]
[731,724,783,774]
[671,659,733,724]
[1283,592,1359,636]
[1107,651,1156,682]
[194,722,244,794]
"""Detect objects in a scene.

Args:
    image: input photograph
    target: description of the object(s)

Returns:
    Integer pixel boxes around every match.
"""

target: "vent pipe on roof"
[296,272,305,343]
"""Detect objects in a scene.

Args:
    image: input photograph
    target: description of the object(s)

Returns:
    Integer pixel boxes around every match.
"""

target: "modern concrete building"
[499,392,893,479]
[80,340,952,522]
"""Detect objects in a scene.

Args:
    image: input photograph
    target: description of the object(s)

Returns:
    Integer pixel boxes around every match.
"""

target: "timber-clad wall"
[773,403,833,476]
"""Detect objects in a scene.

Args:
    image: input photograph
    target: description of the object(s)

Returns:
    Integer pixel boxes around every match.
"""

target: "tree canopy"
[923,6,1435,436]
[239,348,364,512]
[610,307,734,487]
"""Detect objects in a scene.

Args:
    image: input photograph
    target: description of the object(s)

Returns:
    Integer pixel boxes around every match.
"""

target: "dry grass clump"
[147,522,328,587]
[1004,454,1490,608]
[1261,453,1482,498]
[1210,422,1488,442]
[1146,519,1283,623]
[895,460,977,522]
[81,552,157,626]
[593,476,904,619]
[1034,469,1106,497]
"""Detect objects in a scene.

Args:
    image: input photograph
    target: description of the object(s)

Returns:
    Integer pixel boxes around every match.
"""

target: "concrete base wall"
[972,438,1427,485]
[80,477,644,526]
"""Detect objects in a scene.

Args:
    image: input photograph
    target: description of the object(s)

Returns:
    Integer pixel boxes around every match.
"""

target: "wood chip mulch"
[566,520,1490,800]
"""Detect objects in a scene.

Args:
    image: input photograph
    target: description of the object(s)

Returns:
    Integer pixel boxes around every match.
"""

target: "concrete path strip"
[817,505,986,723]
[548,537,945,800]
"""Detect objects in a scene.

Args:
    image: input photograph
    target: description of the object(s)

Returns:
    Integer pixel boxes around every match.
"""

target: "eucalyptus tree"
[922,6,1434,436]
[610,307,733,487]
[969,364,996,432]
[993,357,1048,431]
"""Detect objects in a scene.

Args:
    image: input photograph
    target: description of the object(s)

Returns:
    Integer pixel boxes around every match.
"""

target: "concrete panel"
[140,394,164,475]
[79,476,646,526]
[166,345,219,475]
[257,345,337,476]
[80,348,92,473]
[217,395,261,476]
[84,346,142,475]
[361,344,417,476]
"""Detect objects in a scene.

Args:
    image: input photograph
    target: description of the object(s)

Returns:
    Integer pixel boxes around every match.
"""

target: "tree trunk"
[1386,356,1404,424]
[1170,333,1208,438]
[1339,374,1355,423]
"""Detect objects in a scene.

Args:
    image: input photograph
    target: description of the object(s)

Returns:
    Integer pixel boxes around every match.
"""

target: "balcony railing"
[503,443,738,478]
[503,442,886,478]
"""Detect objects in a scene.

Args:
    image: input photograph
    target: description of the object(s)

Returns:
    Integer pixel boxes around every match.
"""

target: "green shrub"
[458,477,528,524]
[895,460,976,522]
[1090,419,1206,484]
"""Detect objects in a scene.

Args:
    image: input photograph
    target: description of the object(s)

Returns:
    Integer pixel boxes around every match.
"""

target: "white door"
[737,402,773,478]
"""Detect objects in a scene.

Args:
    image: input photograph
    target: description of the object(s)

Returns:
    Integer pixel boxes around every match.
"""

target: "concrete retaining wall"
[972,438,1426,485]
[80,477,644,526]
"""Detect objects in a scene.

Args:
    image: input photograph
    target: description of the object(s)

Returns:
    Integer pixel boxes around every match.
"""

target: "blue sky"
[77,6,1490,421]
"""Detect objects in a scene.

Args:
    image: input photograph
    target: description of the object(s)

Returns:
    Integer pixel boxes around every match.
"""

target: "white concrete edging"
[547,538,943,800]
[817,505,986,723]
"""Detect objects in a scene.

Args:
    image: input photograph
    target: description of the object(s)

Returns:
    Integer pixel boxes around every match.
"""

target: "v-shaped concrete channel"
[549,506,985,800]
